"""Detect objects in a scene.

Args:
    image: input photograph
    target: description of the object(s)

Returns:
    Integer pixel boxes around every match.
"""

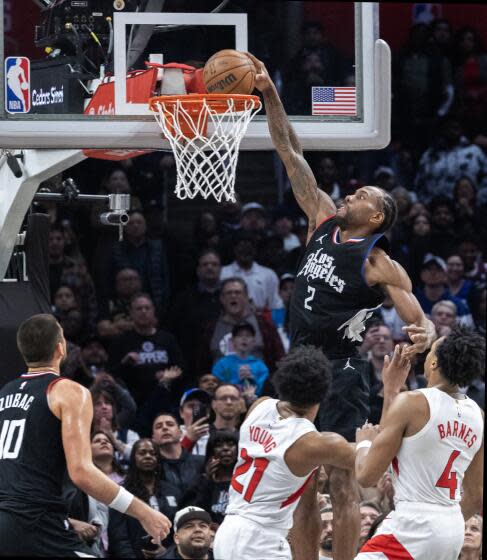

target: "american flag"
[311,87,357,115]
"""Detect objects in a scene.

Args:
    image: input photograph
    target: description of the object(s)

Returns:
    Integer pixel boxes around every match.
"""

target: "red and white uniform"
[357,388,483,560]
[213,398,317,560]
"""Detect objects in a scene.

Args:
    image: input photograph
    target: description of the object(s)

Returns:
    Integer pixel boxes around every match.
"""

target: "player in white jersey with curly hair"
[355,325,484,560]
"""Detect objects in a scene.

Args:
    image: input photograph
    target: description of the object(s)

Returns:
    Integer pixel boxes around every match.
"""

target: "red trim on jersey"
[20,371,58,378]
[316,213,336,229]
[280,468,317,509]
[392,456,399,477]
[332,227,365,244]
[46,377,65,395]
[360,533,413,559]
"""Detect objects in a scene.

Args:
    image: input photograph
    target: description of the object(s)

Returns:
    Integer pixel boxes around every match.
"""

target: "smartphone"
[140,534,159,552]
[192,402,208,423]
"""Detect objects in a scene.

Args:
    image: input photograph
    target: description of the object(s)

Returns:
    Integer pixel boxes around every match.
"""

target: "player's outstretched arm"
[460,422,484,520]
[247,53,336,228]
[48,379,171,544]
[355,392,416,487]
[288,472,320,560]
[365,249,436,357]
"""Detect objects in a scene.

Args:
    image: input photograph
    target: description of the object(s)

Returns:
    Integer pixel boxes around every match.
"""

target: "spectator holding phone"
[181,431,238,525]
[211,322,269,396]
[178,389,212,456]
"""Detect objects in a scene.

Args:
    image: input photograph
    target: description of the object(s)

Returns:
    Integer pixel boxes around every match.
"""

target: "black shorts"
[0,507,95,557]
[316,356,371,442]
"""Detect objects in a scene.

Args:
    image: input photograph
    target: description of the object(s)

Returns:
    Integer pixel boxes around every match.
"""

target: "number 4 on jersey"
[435,450,460,499]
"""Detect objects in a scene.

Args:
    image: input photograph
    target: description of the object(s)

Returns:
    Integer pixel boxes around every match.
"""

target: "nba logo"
[5,56,31,114]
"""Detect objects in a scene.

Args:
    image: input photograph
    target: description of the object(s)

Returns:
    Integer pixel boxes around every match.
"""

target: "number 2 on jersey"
[231,448,269,502]
[435,450,460,499]
[304,286,316,310]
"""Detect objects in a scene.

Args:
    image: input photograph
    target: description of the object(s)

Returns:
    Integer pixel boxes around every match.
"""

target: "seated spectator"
[193,211,221,254]
[179,389,212,457]
[167,249,222,385]
[181,431,238,525]
[210,384,243,435]
[220,232,283,312]
[52,284,86,344]
[97,268,141,339]
[271,273,295,353]
[161,507,214,560]
[257,235,288,280]
[457,237,487,284]
[428,196,458,259]
[152,413,204,495]
[108,439,181,558]
[360,324,394,383]
[415,116,487,203]
[271,207,301,253]
[197,278,284,375]
[239,202,269,243]
[431,300,458,337]
[91,386,139,463]
[319,506,333,559]
[453,176,483,238]
[90,431,125,554]
[48,223,77,301]
[414,254,473,323]
[359,501,382,549]
[197,374,220,397]
[212,322,269,396]
[374,167,397,193]
[446,254,475,306]
[110,210,171,313]
[459,514,483,560]
[108,293,184,409]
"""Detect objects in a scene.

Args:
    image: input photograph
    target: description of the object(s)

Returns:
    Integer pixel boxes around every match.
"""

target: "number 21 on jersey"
[231,448,269,502]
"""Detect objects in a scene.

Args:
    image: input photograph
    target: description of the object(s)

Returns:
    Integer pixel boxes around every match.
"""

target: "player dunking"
[247,52,436,557]
[355,326,484,559]
[213,345,356,560]
[0,314,171,556]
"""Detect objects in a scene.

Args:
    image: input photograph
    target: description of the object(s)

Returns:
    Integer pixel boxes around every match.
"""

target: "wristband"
[109,487,134,513]
[356,440,372,451]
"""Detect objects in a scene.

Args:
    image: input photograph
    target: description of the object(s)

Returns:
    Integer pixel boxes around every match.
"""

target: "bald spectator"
[220,232,283,312]
[431,300,458,337]
[97,268,141,339]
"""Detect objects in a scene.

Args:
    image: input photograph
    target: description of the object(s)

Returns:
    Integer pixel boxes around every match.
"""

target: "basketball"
[203,49,256,95]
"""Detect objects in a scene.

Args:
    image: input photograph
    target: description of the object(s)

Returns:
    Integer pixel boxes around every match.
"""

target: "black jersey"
[290,215,386,358]
[0,372,67,513]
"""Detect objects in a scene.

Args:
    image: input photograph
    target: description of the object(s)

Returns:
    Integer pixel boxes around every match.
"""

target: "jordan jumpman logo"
[343,358,355,370]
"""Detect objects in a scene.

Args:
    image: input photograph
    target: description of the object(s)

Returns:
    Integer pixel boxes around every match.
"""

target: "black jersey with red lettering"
[289,215,387,358]
[0,372,67,512]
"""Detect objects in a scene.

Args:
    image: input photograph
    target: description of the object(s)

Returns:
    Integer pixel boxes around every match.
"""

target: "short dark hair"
[232,322,256,337]
[436,325,485,386]
[17,314,62,364]
[205,430,239,465]
[197,248,221,263]
[273,345,331,407]
[129,292,154,308]
[376,189,398,233]
[220,277,248,295]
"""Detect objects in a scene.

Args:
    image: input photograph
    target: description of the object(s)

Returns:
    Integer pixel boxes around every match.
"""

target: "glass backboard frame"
[0,2,390,150]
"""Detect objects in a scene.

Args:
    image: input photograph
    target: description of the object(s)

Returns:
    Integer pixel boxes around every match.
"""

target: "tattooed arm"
[247,53,336,233]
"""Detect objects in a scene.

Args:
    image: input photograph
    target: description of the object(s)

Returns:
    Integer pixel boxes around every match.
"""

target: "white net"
[150,95,262,202]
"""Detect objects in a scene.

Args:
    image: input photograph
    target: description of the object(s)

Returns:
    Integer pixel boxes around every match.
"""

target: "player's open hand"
[245,52,273,92]
[402,322,435,357]
[382,343,411,394]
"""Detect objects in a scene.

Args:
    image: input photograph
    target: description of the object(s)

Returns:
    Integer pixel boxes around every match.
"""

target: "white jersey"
[392,388,483,506]
[226,398,317,530]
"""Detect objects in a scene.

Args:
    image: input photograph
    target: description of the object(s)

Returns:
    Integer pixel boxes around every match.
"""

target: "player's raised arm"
[247,53,336,228]
[365,248,436,357]
[48,379,171,544]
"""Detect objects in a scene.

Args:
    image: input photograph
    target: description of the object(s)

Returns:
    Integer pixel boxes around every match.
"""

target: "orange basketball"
[203,49,256,95]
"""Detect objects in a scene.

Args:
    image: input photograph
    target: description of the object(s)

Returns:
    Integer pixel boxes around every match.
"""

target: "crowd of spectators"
[28,15,486,559]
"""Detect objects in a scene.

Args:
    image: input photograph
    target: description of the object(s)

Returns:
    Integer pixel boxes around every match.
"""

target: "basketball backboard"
[0,1,390,151]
